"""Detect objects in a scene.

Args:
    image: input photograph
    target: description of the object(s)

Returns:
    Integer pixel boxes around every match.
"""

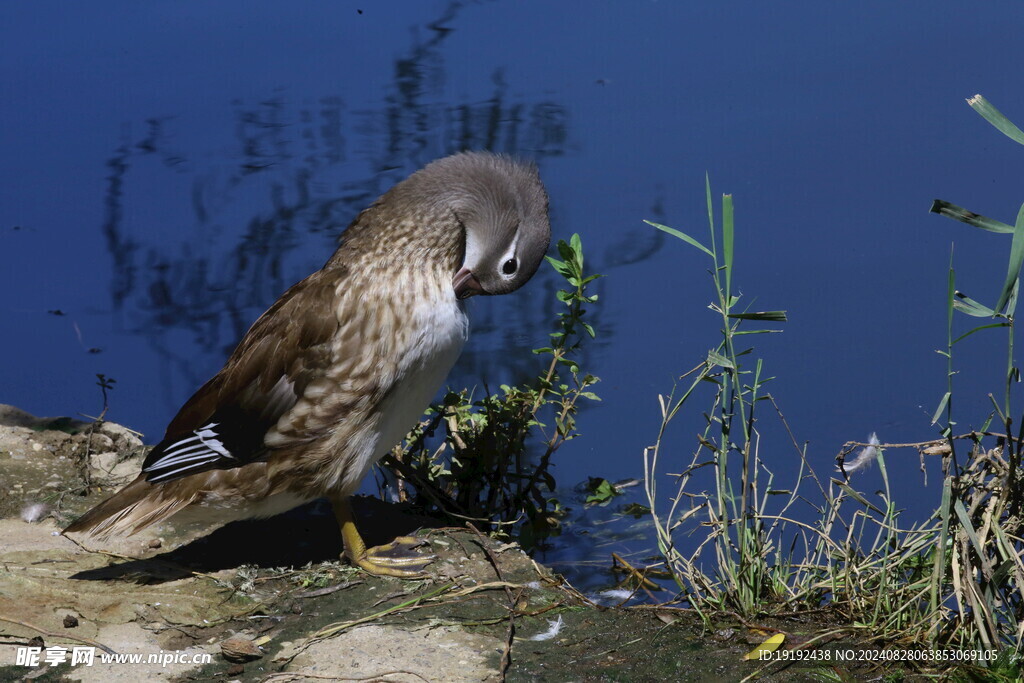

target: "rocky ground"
[0,404,912,682]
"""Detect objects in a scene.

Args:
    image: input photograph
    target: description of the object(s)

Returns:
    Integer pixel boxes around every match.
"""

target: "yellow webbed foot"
[332,497,433,578]
[352,536,434,578]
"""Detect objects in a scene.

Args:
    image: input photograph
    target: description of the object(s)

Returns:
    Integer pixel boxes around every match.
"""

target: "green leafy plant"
[584,477,620,505]
[381,234,602,550]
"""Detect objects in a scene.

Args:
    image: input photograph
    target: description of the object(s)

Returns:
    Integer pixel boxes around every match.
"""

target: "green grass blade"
[930,200,1015,234]
[732,329,784,335]
[947,253,955,327]
[988,394,1007,424]
[931,392,951,425]
[953,499,985,557]
[952,322,1011,345]
[644,220,714,257]
[1008,277,1020,318]
[705,172,714,237]
[929,477,952,639]
[967,94,1024,146]
[723,194,734,297]
[994,202,1024,315]
[707,349,734,369]
[728,311,788,321]
[953,291,996,317]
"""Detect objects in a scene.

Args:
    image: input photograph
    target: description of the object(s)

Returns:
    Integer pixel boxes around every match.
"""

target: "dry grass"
[645,146,1024,672]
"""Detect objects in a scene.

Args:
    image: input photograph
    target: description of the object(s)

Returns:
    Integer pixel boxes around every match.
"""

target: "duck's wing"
[141,266,345,484]
[64,266,348,537]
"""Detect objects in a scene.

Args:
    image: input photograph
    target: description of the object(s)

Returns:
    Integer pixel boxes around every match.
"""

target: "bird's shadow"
[69,496,443,583]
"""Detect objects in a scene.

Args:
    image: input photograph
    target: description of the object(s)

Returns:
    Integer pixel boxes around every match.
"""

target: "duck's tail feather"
[63,476,196,538]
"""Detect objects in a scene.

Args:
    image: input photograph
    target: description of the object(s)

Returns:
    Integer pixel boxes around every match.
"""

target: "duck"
[64,151,551,576]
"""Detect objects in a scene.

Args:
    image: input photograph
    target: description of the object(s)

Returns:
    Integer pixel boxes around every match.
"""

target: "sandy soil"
[0,405,898,682]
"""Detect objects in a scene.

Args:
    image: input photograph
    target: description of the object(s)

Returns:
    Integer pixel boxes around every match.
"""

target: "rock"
[97,421,144,453]
[0,404,89,432]
[286,624,502,682]
[0,405,145,519]
[88,450,140,488]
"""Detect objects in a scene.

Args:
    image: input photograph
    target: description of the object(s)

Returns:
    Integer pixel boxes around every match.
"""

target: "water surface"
[3,1,1023,592]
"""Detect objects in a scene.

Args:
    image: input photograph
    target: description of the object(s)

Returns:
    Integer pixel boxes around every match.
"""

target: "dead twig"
[294,581,362,599]
[466,522,517,682]
[261,671,430,682]
[610,552,661,600]
[0,613,118,655]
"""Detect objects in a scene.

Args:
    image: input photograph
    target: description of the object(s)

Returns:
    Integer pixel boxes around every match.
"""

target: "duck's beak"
[453,266,485,299]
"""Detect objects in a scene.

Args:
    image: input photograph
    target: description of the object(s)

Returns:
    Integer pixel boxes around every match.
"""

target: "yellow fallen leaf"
[743,632,785,660]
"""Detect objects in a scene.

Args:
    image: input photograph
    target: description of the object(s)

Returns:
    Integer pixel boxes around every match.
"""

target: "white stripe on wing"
[144,422,236,479]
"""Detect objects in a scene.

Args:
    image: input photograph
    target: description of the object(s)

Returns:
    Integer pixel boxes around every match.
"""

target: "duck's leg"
[329,493,433,578]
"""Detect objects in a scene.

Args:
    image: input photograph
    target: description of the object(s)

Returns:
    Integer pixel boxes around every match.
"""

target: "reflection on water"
[86,2,635,594]
[100,2,578,417]
[6,0,1021,606]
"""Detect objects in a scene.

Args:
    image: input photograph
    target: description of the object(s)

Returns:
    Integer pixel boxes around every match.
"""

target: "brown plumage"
[65,151,551,575]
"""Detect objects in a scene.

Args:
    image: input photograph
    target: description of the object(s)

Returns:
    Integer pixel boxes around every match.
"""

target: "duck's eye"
[502,258,518,275]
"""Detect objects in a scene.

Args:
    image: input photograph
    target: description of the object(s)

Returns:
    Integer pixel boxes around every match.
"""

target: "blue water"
[3,1,1023,593]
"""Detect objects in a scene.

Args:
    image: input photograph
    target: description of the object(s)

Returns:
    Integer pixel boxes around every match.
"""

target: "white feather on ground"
[595,588,634,604]
[20,503,50,523]
[528,615,564,641]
